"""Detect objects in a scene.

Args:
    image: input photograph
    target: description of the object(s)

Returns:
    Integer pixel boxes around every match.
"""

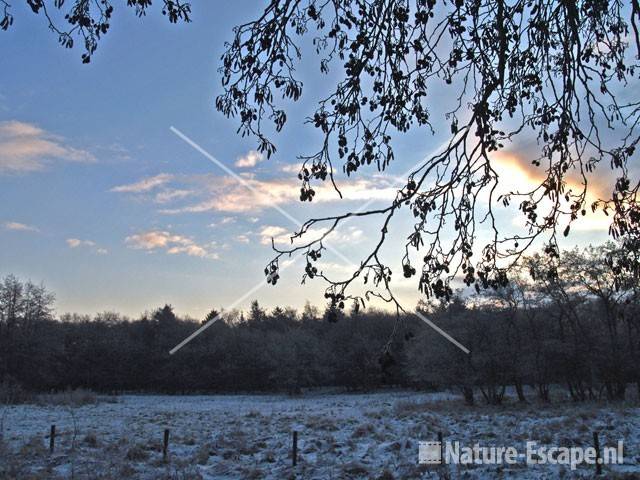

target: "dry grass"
[305,415,339,431]
[163,465,204,480]
[191,442,214,465]
[36,388,98,407]
[1,393,637,479]
[83,431,99,448]
[352,422,376,438]
[239,467,264,479]
[342,461,371,477]
[376,470,396,480]
[125,444,149,461]
[19,436,47,457]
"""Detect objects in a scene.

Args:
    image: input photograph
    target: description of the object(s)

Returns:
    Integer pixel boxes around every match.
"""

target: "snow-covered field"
[1,391,639,479]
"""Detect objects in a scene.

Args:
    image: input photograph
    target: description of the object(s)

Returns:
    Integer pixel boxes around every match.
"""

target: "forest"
[1,242,639,406]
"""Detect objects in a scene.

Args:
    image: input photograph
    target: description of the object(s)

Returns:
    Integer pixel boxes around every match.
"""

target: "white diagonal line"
[169,256,301,355]
[170,126,470,354]
[307,136,471,354]
[169,318,220,355]
[330,139,472,354]
[416,311,470,354]
[170,127,360,267]
[170,127,304,228]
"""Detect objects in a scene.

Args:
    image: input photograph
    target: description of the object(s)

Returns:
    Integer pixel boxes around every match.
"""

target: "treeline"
[1,242,639,404]
[0,292,411,396]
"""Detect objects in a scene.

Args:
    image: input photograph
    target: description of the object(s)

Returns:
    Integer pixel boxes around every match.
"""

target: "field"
[1,390,639,479]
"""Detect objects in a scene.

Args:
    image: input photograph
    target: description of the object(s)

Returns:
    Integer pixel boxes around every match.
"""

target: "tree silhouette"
[215,0,640,314]
[0,0,191,63]
[5,1,639,316]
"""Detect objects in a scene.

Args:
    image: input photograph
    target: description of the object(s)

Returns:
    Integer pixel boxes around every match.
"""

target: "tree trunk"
[462,386,474,406]
[514,380,527,402]
[537,383,550,402]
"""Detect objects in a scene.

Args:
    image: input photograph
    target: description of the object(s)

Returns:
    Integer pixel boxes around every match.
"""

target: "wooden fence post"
[49,425,56,454]
[437,431,444,464]
[292,431,298,467]
[163,428,170,462]
[593,431,602,475]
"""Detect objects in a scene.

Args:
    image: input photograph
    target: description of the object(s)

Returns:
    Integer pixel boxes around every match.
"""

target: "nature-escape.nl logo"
[418,440,624,470]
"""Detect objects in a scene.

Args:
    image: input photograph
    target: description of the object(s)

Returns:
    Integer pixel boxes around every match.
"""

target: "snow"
[1,391,638,479]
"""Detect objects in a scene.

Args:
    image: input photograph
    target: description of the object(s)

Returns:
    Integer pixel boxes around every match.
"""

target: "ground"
[1,390,639,479]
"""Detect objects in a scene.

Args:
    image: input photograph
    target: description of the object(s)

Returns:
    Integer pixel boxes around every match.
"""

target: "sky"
[0,2,613,320]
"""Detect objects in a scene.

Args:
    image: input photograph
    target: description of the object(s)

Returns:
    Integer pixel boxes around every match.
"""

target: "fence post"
[437,431,444,465]
[163,428,170,462]
[593,431,602,475]
[292,431,298,467]
[49,425,56,454]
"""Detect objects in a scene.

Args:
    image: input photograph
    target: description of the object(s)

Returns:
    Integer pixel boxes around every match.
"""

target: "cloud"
[337,227,364,243]
[114,169,398,216]
[154,189,192,204]
[0,120,96,173]
[66,238,96,248]
[158,175,397,215]
[66,238,108,254]
[491,150,611,199]
[1,122,43,137]
[280,162,303,174]
[112,174,195,207]
[3,221,39,232]
[125,230,218,260]
[491,151,611,231]
[312,261,359,276]
[103,143,132,161]
[111,174,173,193]
[259,225,289,245]
[235,234,250,244]
[259,224,364,246]
[208,216,237,228]
[235,150,264,168]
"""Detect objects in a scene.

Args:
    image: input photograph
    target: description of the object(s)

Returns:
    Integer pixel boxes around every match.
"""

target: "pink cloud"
[0,120,96,173]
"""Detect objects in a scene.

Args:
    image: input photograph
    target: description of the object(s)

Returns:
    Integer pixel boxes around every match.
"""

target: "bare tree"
[476,274,533,402]
[216,0,640,318]
[561,243,637,399]
[0,0,191,62]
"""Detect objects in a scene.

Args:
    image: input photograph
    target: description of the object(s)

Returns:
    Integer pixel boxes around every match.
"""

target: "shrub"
[125,444,149,461]
[377,470,395,480]
[0,378,32,405]
[83,431,99,448]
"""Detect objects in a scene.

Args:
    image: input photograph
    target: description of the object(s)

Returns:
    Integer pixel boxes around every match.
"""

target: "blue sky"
[0,2,611,319]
